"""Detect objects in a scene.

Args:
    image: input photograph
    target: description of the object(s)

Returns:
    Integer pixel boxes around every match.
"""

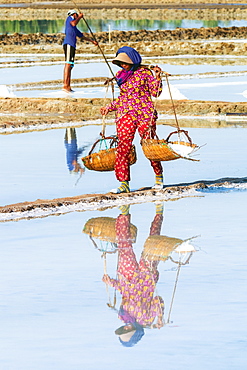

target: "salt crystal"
[174,240,196,253]
[0,85,15,97]
[168,142,196,157]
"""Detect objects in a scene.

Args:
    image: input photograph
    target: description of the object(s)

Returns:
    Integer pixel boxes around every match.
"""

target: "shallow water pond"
[1,192,247,369]
[2,57,247,102]
[1,123,247,206]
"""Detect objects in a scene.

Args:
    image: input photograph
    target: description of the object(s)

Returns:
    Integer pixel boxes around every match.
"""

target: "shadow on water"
[64,127,96,186]
[82,202,198,347]
[64,128,85,177]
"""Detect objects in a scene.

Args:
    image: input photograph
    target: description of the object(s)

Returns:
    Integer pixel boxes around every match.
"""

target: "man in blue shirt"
[63,9,98,92]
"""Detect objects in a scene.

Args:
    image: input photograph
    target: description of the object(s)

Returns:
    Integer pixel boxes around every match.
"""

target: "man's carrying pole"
[70,0,116,79]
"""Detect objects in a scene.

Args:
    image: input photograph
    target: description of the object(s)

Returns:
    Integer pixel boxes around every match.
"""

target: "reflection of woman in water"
[102,203,165,347]
[64,128,84,174]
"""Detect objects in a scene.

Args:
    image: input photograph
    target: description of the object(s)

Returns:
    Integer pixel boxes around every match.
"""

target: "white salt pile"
[0,85,15,97]
[168,142,197,158]
[174,240,196,253]
[157,84,188,100]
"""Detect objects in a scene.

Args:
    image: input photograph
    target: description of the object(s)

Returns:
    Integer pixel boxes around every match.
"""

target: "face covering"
[115,46,142,86]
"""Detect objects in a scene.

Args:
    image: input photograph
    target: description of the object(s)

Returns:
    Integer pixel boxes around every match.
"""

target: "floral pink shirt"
[108,273,164,327]
[106,67,162,123]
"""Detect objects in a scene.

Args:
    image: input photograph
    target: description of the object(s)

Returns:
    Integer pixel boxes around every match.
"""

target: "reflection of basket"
[81,136,137,171]
[142,235,183,261]
[83,217,137,243]
[141,130,199,162]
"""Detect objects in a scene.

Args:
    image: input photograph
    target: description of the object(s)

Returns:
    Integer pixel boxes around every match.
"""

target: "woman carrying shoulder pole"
[100,46,169,194]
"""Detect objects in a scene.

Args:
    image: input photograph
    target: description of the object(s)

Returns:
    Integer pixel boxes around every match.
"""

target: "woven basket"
[142,138,180,161]
[81,136,137,171]
[142,235,183,261]
[83,217,137,243]
[141,130,198,162]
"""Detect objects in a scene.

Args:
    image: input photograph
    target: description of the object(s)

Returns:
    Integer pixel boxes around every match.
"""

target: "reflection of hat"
[117,328,144,347]
[115,320,144,347]
[115,324,135,336]
[112,53,133,66]
[68,9,78,16]
[119,330,136,342]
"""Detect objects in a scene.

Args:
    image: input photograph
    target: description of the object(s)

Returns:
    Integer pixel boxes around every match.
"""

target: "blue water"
[0,19,247,34]
[2,59,247,102]
[1,193,247,369]
[1,124,247,206]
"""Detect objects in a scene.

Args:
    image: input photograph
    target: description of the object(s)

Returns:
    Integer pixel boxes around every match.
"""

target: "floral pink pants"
[115,114,163,181]
[116,214,162,282]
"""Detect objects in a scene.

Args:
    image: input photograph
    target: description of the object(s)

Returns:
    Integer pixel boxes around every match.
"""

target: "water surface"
[1,19,247,34]
[1,124,247,206]
[1,194,246,369]
[2,58,247,102]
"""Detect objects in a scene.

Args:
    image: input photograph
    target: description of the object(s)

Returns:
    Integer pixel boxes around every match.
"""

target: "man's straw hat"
[112,53,133,66]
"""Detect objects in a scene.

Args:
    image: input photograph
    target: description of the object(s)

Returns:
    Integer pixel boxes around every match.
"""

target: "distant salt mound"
[242,90,247,98]
[0,85,15,97]
[157,84,187,100]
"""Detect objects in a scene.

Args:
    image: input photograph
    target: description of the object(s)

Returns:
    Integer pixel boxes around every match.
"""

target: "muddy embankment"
[1,0,247,9]
[1,6,247,21]
[1,97,247,132]
[1,27,247,56]
[1,177,247,220]
[1,0,247,23]
[1,24,247,129]
[1,0,246,4]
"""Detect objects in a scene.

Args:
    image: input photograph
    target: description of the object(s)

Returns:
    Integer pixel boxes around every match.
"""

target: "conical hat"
[112,53,133,66]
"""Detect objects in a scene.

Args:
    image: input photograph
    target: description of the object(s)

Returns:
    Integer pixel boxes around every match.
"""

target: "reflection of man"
[63,9,98,92]
[102,203,165,347]
[64,128,84,174]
